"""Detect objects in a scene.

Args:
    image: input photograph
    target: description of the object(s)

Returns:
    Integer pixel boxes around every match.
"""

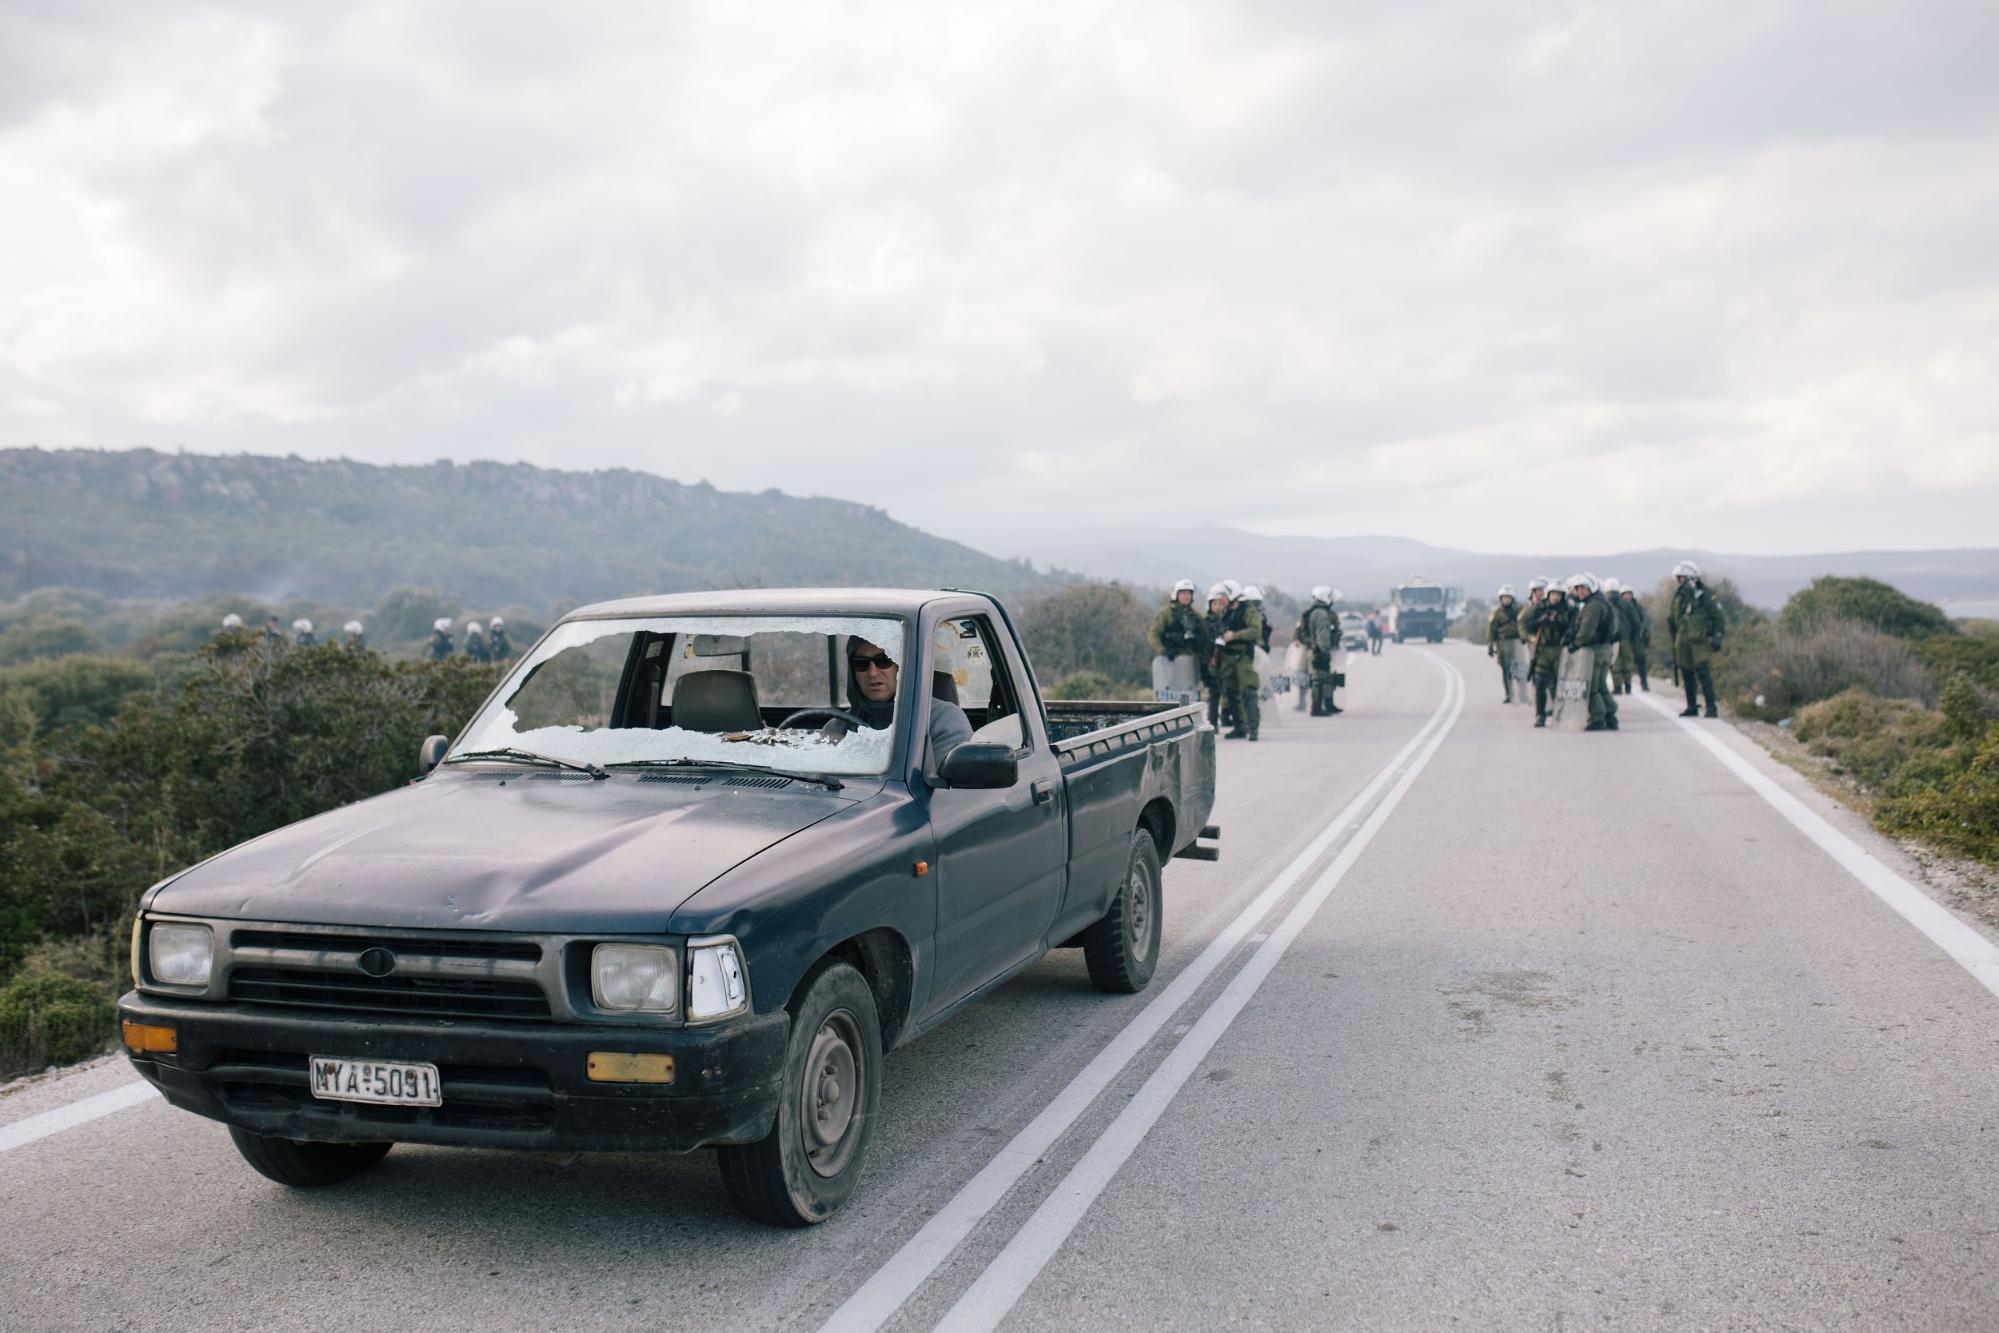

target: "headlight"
[686,938,749,1021]
[591,943,678,1014]
[148,922,214,987]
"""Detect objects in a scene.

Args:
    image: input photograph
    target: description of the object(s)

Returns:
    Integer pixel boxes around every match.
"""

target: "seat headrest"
[671,669,763,732]
[932,670,959,705]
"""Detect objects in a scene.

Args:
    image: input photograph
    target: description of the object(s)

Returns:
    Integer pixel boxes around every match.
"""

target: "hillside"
[0,449,1049,608]
[1039,527,1999,612]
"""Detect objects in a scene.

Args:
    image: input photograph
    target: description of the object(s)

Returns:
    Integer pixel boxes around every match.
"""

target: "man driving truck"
[843,635,973,760]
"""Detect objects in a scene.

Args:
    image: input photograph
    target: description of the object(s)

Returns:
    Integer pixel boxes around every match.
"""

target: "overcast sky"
[4,1,1997,560]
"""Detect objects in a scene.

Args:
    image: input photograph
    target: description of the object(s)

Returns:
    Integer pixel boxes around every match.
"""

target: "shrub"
[1720,620,1932,720]
[0,615,103,666]
[0,973,113,1071]
[1912,635,1999,694]
[1791,689,1950,791]
[0,654,166,745]
[1780,576,1955,640]
[1018,583,1154,687]
[1879,725,1999,864]
[1046,671,1120,701]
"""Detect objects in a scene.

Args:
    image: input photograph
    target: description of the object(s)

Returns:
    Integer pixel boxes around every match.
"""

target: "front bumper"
[117,991,789,1154]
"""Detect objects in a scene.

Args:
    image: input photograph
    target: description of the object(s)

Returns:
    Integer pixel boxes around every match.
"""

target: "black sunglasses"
[849,653,897,672]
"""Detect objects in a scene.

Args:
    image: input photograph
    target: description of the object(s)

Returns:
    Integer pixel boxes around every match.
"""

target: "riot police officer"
[1217,583,1264,741]
[1668,560,1726,717]
[1486,585,1523,704]
[1301,585,1340,716]
[488,616,513,660]
[1521,582,1572,727]
[1149,579,1206,662]
[429,617,454,661]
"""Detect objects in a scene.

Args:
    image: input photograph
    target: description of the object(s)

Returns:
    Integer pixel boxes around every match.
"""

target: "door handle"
[1031,778,1055,805]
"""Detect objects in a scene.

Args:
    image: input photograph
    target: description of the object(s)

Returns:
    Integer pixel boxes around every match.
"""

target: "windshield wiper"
[604,758,843,791]
[442,747,609,779]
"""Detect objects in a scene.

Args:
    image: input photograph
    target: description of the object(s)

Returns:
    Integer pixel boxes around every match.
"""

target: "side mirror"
[937,742,1017,790]
[418,735,449,773]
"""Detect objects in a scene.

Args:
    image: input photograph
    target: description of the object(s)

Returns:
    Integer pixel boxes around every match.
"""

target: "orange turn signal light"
[121,1020,178,1055]
[586,1052,675,1084]
[913,860,929,877]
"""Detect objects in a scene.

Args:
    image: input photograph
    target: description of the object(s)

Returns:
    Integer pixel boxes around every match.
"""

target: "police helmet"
[292,618,312,632]
[466,621,484,635]
[1331,588,1342,603]
[1221,580,1242,600]
[1527,577,1548,592]
[1241,585,1263,602]
[1568,572,1599,594]
[221,613,243,629]
[1602,576,1622,594]
[1310,585,1332,602]
[433,617,452,632]
[1206,582,1231,602]
[1172,579,1197,596]
[1673,559,1702,580]
[489,616,504,628]
[343,620,363,635]
[1497,584,1517,599]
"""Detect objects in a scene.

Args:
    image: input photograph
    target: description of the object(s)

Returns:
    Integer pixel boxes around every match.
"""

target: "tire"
[717,960,882,1226]
[227,1127,391,1187]
[1083,831,1164,994]
[1393,633,1404,644]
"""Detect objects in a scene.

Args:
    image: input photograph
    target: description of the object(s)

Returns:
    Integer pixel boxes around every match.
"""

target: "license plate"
[309,1056,442,1107]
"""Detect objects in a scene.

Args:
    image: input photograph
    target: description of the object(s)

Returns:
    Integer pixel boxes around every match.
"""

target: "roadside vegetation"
[1,634,497,1074]
[1687,575,1999,868]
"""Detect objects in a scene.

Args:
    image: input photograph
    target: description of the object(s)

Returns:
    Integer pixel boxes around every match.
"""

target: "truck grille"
[224,930,551,1022]
[228,968,551,1021]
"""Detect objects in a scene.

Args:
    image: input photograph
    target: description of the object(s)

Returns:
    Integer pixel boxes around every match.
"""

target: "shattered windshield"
[452,615,908,777]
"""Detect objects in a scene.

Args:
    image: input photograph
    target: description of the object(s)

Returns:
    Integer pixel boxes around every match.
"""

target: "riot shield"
[1151,653,1200,704]
[1550,646,1596,731]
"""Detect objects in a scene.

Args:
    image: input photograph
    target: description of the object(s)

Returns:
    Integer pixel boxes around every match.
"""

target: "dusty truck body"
[1390,576,1455,643]
[117,589,1217,1225]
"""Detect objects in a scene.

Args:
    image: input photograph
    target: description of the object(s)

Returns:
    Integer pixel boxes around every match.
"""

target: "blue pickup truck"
[118,589,1217,1225]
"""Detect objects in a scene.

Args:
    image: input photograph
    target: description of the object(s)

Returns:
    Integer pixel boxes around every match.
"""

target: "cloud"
[2,0,1997,561]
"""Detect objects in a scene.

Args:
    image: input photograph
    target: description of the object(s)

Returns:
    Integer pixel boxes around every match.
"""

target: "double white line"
[823,652,1466,1333]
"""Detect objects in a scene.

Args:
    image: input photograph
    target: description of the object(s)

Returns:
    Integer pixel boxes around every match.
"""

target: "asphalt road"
[5,642,1997,1332]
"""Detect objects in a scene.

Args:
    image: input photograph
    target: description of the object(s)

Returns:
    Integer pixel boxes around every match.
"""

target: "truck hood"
[145,772,860,934]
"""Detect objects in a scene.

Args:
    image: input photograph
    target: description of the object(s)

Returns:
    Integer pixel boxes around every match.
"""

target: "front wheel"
[228,1127,391,1187]
[1083,832,1164,994]
[717,959,882,1226]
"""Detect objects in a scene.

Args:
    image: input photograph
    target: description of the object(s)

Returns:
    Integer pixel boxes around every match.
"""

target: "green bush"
[0,973,113,1071]
[0,615,103,665]
[1,638,500,985]
[1912,635,1999,694]
[1018,583,1155,685]
[1791,689,1950,790]
[1879,724,1999,864]
[1779,576,1955,640]
[1046,671,1121,701]
[1720,620,1932,720]
[0,654,168,745]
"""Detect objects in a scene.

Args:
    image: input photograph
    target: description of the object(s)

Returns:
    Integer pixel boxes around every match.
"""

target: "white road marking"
[1638,692,1999,1001]
[818,652,1461,1333]
[931,660,1465,1333]
[0,1080,159,1154]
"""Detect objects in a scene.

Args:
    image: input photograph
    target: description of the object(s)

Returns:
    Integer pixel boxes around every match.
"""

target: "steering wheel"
[777,707,870,731]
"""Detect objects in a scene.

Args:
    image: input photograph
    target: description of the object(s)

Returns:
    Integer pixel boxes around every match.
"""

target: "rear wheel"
[717,959,882,1226]
[228,1127,391,1187]
[1083,832,1164,994]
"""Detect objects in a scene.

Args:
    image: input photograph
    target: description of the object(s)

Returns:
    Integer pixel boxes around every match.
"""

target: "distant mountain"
[0,449,1052,610]
[1038,527,1999,612]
